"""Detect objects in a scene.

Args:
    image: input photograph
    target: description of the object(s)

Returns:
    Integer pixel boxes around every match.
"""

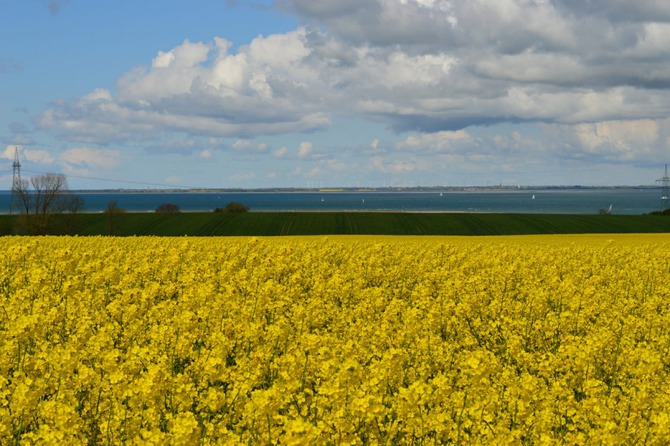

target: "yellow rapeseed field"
[1,235,670,444]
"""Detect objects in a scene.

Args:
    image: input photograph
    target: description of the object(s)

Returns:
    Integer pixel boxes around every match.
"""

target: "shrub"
[156,203,180,213]
[214,202,249,213]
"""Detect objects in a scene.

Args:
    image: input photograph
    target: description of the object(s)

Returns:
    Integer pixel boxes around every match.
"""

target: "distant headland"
[66,185,659,194]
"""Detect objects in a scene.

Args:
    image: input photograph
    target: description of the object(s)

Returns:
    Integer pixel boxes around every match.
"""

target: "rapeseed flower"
[1,235,669,443]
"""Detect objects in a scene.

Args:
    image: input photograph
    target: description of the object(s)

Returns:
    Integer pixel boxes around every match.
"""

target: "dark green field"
[1,212,670,236]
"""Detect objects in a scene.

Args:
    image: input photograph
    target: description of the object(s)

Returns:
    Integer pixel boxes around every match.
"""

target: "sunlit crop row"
[1,235,670,444]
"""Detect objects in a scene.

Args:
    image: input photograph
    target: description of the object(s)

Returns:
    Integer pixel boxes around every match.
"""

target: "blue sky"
[1,0,670,189]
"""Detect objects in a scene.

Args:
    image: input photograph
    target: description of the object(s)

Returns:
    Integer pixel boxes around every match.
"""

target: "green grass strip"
[2,212,670,236]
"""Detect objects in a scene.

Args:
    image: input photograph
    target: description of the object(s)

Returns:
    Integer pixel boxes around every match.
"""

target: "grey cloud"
[303,30,360,67]
[142,89,307,125]
[1,121,34,146]
[0,58,21,74]
[47,1,60,14]
[143,138,207,156]
[555,0,670,23]
[278,0,459,49]
[278,0,670,60]
[280,0,670,127]
[10,122,29,135]
[39,95,157,144]
[40,0,70,15]
[276,0,372,18]
[386,115,510,133]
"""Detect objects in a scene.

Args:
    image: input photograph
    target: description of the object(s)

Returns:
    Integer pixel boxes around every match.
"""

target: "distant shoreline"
[0,185,658,194]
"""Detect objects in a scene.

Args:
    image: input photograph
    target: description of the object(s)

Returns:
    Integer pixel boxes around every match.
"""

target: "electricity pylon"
[10,146,22,214]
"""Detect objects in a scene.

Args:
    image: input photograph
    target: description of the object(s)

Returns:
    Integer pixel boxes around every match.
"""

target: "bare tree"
[13,178,31,216]
[65,194,85,214]
[32,173,69,214]
[59,193,86,234]
[104,200,126,235]
[14,173,75,234]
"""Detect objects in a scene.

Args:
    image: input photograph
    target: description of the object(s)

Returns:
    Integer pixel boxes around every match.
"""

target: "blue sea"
[0,189,666,215]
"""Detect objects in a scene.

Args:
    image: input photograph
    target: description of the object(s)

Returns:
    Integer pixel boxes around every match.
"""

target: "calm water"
[0,189,666,215]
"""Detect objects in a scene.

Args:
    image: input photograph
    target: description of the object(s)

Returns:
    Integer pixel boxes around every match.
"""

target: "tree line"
[11,172,249,235]
[12,173,126,235]
[12,173,83,235]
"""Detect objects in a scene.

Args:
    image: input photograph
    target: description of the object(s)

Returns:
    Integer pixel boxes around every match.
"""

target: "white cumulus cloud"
[3,145,55,164]
[232,139,269,153]
[298,141,313,158]
[33,0,670,172]
[274,146,289,158]
[60,147,121,169]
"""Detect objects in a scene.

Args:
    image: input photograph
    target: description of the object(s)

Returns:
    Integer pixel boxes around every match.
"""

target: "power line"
[21,169,199,190]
